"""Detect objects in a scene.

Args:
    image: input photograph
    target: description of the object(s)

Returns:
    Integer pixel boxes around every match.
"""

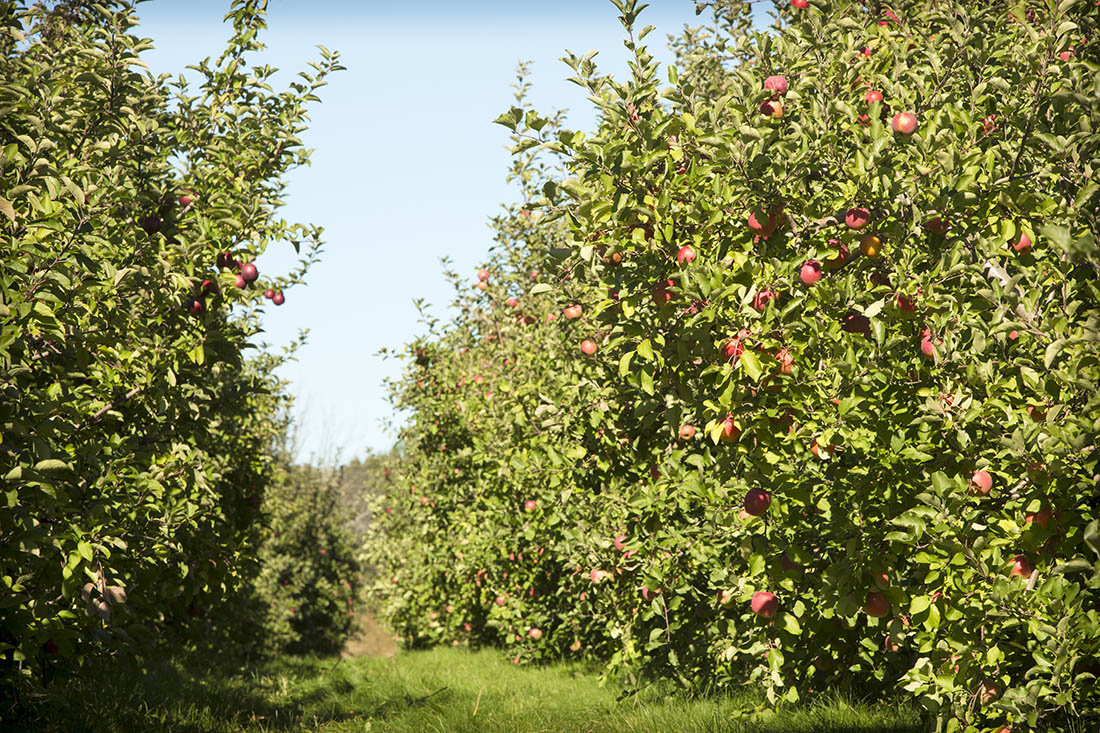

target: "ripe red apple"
[495,595,507,606]
[920,327,937,360]
[799,260,822,285]
[924,217,948,234]
[792,0,809,8]
[845,207,871,230]
[895,293,916,312]
[234,273,247,288]
[216,252,237,270]
[524,499,537,511]
[272,291,285,305]
[44,639,60,654]
[825,239,851,269]
[1011,554,1034,578]
[614,534,627,550]
[506,296,518,307]
[722,335,745,361]
[580,339,597,355]
[1026,404,1046,422]
[752,288,775,311]
[264,288,275,299]
[564,304,582,319]
[747,207,783,236]
[760,99,784,117]
[970,469,993,496]
[477,268,490,281]
[764,75,788,94]
[677,245,696,264]
[864,89,884,105]
[476,281,488,291]
[237,262,258,283]
[751,591,778,618]
[892,112,918,135]
[1025,507,1053,528]
[744,487,771,515]
[842,312,871,337]
[864,591,890,617]
[187,298,205,315]
[528,627,542,640]
[774,348,794,375]
[652,279,675,306]
[719,416,741,444]
[1013,233,1032,253]
[678,424,696,440]
[590,568,608,583]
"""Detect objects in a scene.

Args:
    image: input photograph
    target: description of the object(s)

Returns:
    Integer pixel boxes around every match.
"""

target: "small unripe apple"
[580,339,597,355]
[799,260,822,285]
[864,591,890,617]
[564,304,582,319]
[678,424,696,440]
[970,469,993,496]
[763,75,788,94]
[239,262,259,282]
[751,591,778,618]
[864,89,883,105]
[677,245,696,264]
[1013,233,1032,253]
[892,112,918,135]
[744,487,771,515]
[477,269,490,281]
[845,207,871,230]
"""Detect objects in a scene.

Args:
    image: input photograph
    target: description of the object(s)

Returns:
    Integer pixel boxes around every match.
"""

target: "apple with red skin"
[825,239,850,269]
[764,75,788,94]
[719,416,741,444]
[580,339,597,355]
[799,260,822,285]
[523,499,537,511]
[614,534,627,550]
[845,207,871,230]
[564,304,582,319]
[892,112,918,135]
[528,627,542,640]
[1013,233,1032,253]
[774,348,794,375]
[477,268,490,281]
[842,312,871,337]
[678,424,696,440]
[924,217,948,234]
[264,288,275,299]
[864,89,883,104]
[677,245,696,264]
[970,469,993,496]
[238,262,259,283]
[506,296,518,308]
[864,591,890,617]
[722,336,745,362]
[178,194,193,206]
[1026,507,1053,528]
[752,288,775,311]
[747,207,784,236]
[791,0,809,8]
[652,279,675,306]
[744,487,771,515]
[760,99,784,117]
[476,281,487,291]
[495,595,507,606]
[187,298,205,315]
[216,252,238,270]
[895,293,916,312]
[1011,554,1034,578]
[1026,404,1046,422]
[44,639,60,654]
[751,591,778,618]
[271,291,285,305]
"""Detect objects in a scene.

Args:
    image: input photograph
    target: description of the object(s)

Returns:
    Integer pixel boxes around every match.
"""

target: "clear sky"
[134,0,771,464]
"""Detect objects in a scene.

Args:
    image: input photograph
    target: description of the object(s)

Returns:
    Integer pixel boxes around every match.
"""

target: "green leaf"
[1043,339,1066,369]
[0,197,14,223]
[740,350,762,382]
[34,459,70,472]
[528,283,553,295]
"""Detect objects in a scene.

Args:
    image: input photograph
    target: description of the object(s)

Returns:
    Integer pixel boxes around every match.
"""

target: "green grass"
[14,644,925,732]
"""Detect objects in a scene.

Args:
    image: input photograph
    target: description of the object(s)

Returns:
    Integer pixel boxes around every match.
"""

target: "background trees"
[368,1,1099,730]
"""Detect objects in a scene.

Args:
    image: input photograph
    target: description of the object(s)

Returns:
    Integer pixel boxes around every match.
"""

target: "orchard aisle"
[25,630,924,732]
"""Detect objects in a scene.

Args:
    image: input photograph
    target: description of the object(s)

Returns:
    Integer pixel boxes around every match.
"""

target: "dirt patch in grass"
[341,614,398,659]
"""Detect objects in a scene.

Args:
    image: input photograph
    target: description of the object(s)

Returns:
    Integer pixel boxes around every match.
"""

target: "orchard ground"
[23,616,926,733]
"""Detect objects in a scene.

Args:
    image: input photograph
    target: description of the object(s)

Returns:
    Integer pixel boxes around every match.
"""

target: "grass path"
[21,641,925,732]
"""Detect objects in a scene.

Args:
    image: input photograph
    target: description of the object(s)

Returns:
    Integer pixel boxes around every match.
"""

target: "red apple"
[774,348,794,375]
[752,288,775,311]
[924,217,948,234]
[1025,507,1053,528]
[1011,554,1034,578]
[506,297,518,307]
[528,627,542,640]
[1013,233,1032,253]
[614,534,627,550]
[764,75,788,94]
[845,207,871,230]
[895,293,916,312]
[864,591,890,617]
[264,288,275,299]
[678,424,696,440]
[580,339,597,355]
[842,312,871,337]
[477,269,490,281]
[1026,404,1046,422]
[239,262,258,282]
[564,304,582,319]
[652,279,675,306]
[744,487,771,515]
[476,281,488,291]
[751,591,778,618]
[970,469,993,496]
[677,245,696,264]
[799,260,822,285]
[864,89,884,105]
[892,112,918,135]
[792,0,809,9]
[760,99,784,117]
[825,239,851,269]
[719,416,741,444]
[178,194,193,206]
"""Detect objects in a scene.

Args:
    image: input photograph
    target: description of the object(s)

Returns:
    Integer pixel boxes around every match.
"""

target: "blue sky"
[134,0,771,463]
